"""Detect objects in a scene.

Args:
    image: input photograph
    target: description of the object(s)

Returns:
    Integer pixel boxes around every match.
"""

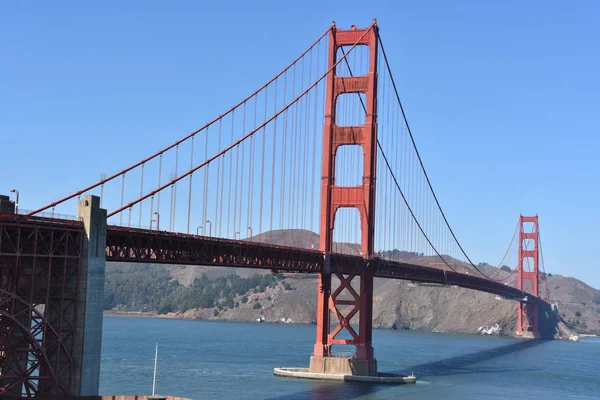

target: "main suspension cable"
[377,35,502,280]
[28,25,335,217]
[108,25,375,218]
[338,47,458,273]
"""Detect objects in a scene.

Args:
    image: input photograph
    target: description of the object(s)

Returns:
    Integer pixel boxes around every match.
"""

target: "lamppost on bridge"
[9,189,19,214]
[152,212,160,231]
[247,226,253,241]
[205,220,212,237]
[99,173,106,208]
[235,232,240,240]
[196,225,203,236]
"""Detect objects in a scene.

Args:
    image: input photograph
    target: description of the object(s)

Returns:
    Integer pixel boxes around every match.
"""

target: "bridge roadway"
[106,225,543,304]
[0,214,543,305]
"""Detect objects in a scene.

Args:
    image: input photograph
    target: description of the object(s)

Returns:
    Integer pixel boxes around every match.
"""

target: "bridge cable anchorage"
[106,26,373,218]
[377,35,522,281]
[26,25,334,217]
[338,45,458,273]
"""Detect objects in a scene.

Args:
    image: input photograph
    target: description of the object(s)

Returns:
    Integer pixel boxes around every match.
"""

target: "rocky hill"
[104,229,600,337]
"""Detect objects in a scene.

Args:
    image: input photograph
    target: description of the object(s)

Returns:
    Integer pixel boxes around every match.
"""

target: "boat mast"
[152,343,158,395]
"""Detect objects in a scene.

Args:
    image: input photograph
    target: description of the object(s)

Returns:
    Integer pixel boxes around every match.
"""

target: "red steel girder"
[0,215,83,398]
[106,226,323,273]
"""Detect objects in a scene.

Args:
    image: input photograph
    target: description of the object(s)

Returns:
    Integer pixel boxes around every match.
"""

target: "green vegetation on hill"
[104,265,177,311]
[157,273,282,314]
[104,265,285,314]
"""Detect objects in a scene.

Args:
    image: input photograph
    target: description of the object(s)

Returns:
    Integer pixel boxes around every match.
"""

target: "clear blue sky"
[1,1,599,288]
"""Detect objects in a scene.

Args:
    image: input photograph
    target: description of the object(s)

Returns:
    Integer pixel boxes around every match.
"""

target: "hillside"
[104,229,600,337]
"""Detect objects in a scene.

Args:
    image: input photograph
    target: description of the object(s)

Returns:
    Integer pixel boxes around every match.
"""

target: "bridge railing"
[16,208,80,222]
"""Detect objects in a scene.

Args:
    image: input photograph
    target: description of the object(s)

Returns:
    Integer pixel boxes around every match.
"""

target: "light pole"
[205,220,212,237]
[152,212,160,231]
[235,232,240,240]
[9,189,19,214]
[197,225,203,235]
[247,226,253,241]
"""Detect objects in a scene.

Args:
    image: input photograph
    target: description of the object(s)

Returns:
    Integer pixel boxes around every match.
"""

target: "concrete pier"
[73,195,107,395]
[309,356,378,376]
[274,367,416,384]
[276,354,414,385]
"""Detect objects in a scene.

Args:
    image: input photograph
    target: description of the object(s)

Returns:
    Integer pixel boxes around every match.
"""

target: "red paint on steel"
[314,22,378,361]
[0,216,84,397]
[517,215,540,335]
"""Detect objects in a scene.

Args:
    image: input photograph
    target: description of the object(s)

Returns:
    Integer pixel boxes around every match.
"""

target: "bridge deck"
[0,215,540,304]
[0,214,542,301]
[106,224,540,303]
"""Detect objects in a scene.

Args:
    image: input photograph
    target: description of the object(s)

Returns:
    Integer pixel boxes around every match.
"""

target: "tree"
[253,302,262,309]
[500,265,512,273]
[593,293,600,305]
[575,311,582,317]
[157,302,173,315]
[213,309,219,317]
[105,267,285,314]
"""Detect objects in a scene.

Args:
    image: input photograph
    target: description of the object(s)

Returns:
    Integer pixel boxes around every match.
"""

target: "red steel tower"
[310,23,379,376]
[517,215,540,337]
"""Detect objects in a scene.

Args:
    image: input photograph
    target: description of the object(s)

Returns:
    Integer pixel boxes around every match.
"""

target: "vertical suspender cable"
[120,174,125,226]
[310,42,320,233]
[187,136,195,234]
[173,145,179,231]
[269,79,279,237]
[139,163,145,228]
[259,86,268,236]
[227,112,235,237]
[202,127,209,234]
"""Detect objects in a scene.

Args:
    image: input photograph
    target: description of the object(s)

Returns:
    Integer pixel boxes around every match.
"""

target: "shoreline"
[102,311,515,338]
[104,310,309,324]
[103,311,598,339]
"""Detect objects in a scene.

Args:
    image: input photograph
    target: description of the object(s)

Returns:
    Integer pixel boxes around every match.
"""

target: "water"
[100,317,600,399]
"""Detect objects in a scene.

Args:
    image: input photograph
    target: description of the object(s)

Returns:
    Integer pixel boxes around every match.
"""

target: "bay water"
[100,316,600,399]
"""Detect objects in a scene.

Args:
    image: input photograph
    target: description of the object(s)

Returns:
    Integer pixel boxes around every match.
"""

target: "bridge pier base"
[517,300,557,340]
[309,356,377,376]
[516,331,541,339]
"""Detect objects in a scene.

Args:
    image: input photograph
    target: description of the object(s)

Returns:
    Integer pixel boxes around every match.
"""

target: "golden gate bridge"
[0,21,553,397]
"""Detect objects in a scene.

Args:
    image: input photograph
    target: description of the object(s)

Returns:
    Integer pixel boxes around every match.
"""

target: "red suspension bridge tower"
[517,215,540,338]
[310,23,379,376]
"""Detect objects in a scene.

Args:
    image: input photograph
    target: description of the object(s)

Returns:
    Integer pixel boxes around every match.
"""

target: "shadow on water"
[391,338,545,377]
[266,339,548,400]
